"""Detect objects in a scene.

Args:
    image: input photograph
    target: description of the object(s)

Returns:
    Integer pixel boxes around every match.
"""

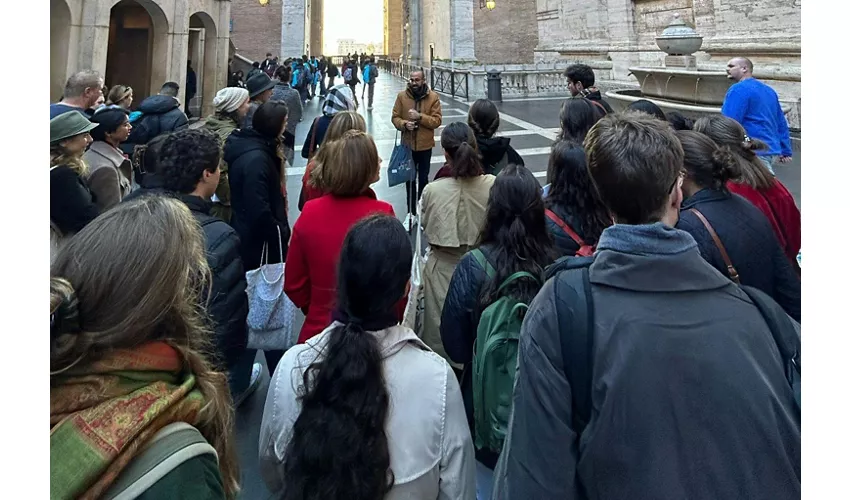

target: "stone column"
[606,0,640,81]
[77,0,111,78]
[217,0,233,93]
[408,0,422,64]
[170,2,191,108]
[449,0,474,61]
[281,0,306,56]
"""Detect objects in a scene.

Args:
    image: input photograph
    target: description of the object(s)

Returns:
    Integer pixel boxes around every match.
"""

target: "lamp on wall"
[259,0,269,5]
[479,0,495,10]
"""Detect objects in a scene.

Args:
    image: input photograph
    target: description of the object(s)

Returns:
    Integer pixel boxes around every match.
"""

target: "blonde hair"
[107,85,133,107]
[314,130,379,197]
[309,111,367,190]
[51,143,89,176]
[50,196,239,498]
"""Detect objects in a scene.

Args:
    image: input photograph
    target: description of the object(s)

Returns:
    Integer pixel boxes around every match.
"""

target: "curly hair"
[545,140,611,245]
[478,164,556,308]
[159,129,222,194]
[281,214,410,500]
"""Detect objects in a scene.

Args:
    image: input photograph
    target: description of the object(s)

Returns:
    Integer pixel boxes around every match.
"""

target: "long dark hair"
[441,121,483,178]
[467,99,500,138]
[693,114,774,190]
[545,140,611,245]
[558,97,602,144]
[281,214,411,500]
[477,164,556,307]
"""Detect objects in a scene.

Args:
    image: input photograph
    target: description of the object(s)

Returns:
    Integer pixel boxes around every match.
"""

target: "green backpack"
[470,249,540,453]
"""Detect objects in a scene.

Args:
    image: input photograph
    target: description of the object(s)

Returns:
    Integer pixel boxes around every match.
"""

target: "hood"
[204,115,238,135]
[138,95,180,114]
[476,136,512,165]
[223,128,276,165]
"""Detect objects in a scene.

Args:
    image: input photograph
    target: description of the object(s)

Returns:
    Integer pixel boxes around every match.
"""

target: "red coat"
[300,160,325,207]
[284,191,396,343]
[727,180,801,269]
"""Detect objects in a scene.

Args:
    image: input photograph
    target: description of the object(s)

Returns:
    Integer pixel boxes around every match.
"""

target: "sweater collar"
[596,222,697,257]
[681,187,731,210]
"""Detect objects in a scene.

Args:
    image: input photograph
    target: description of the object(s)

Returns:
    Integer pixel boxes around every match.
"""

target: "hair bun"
[711,145,742,183]
[50,277,80,339]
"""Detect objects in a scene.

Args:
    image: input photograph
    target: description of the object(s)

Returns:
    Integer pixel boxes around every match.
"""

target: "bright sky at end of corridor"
[323,0,383,52]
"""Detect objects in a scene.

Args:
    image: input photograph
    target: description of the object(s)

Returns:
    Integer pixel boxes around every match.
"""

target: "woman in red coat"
[285,130,396,343]
[694,115,801,272]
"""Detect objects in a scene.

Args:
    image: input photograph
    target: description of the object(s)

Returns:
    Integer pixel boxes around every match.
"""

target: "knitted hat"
[212,87,250,113]
[51,111,98,145]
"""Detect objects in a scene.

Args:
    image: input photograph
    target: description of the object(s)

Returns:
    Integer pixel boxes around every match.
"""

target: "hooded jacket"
[123,95,188,151]
[493,223,800,500]
[392,86,442,152]
[475,135,524,175]
[224,128,291,272]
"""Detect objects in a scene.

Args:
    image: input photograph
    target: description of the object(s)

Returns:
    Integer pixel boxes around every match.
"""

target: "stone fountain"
[605,14,733,117]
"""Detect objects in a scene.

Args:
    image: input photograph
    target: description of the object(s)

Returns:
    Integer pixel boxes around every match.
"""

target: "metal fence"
[430,67,469,100]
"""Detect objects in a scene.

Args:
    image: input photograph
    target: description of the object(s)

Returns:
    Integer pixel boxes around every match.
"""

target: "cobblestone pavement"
[236,74,802,500]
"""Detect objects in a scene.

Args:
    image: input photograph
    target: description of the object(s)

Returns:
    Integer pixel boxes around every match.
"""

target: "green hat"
[50,111,98,145]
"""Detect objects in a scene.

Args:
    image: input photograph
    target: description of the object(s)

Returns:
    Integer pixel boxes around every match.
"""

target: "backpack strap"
[496,271,540,293]
[555,263,595,434]
[471,248,496,279]
[102,422,217,500]
[739,286,801,408]
[688,208,740,284]
[545,209,587,248]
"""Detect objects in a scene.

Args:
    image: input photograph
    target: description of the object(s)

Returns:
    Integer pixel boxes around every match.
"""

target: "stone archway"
[188,11,219,118]
[51,0,72,101]
[103,0,170,105]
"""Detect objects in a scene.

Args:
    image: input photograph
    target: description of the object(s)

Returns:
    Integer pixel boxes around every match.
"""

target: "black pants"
[407,148,433,215]
[348,83,359,106]
[367,83,375,108]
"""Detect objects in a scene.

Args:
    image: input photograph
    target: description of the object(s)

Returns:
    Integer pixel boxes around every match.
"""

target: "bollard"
[487,70,503,103]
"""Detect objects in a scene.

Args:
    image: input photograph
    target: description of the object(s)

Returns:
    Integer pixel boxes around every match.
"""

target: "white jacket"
[259,323,475,499]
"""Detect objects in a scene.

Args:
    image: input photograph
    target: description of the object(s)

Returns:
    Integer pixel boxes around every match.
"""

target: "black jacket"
[224,128,290,272]
[476,136,524,175]
[677,188,801,322]
[326,63,339,78]
[50,165,100,235]
[583,88,614,115]
[301,114,333,158]
[179,194,249,368]
[123,95,189,153]
[494,223,800,500]
[544,202,592,258]
[122,173,167,203]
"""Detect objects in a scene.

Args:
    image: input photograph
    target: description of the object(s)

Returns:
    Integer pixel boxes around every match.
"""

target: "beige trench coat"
[419,174,495,368]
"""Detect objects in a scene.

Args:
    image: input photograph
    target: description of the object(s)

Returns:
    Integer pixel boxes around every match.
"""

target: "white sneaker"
[367,106,373,111]
[234,362,263,407]
[403,214,418,232]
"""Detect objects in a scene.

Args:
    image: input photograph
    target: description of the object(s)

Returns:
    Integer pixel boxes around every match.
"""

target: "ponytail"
[449,141,484,178]
[281,322,394,500]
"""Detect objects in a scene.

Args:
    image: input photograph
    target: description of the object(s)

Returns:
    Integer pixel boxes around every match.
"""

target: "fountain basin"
[605,89,792,122]
[630,67,731,106]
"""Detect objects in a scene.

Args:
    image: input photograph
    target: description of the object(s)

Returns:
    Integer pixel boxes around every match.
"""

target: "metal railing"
[430,67,469,100]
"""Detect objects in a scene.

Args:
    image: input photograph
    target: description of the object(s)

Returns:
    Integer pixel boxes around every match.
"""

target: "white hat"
[212,87,250,113]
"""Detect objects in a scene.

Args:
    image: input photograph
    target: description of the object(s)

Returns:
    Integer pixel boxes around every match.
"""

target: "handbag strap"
[259,225,285,283]
[688,208,740,284]
[545,209,587,247]
[308,117,320,158]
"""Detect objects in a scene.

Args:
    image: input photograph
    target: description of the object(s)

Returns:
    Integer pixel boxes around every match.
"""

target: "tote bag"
[245,225,298,351]
[402,201,426,335]
[387,131,414,187]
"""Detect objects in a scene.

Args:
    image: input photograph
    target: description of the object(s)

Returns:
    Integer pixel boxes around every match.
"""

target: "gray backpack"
[102,422,217,500]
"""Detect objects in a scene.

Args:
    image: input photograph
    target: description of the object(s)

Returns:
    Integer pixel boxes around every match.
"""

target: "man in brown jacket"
[392,69,443,229]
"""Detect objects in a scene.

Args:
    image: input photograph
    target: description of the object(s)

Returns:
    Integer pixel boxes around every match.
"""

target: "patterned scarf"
[50,342,207,500]
[322,84,357,117]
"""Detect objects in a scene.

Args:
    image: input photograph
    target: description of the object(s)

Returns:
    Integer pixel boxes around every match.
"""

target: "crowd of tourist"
[50,57,800,500]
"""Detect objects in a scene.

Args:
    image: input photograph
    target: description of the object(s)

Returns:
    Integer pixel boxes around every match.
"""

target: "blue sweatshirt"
[721,78,791,157]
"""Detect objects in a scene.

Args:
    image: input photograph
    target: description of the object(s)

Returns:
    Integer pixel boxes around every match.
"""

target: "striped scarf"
[50,342,207,500]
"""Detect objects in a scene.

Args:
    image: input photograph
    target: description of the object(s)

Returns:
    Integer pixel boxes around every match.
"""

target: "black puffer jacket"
[677,188,801,322]
[224,128,291,272]
[179,194,249,368]
[544,202,593,258]
[122,95,188,154]
[476,136,524,175]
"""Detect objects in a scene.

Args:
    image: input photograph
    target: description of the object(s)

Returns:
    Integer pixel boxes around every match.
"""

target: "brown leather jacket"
[392,87,442,152]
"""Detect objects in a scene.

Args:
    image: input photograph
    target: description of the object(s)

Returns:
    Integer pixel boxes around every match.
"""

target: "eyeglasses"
[669,170,685,193]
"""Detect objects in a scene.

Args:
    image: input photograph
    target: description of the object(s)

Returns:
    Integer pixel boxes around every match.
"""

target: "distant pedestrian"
[391,68,443,230]
[317,55,328,96]
[51,70,104,118]
[243,72,279,129]
[247,61,263,80]
[301,84,357,160]
[326,59,339,89]
[261,52,276,76]
[564,63,613,115]
[362,57,379,111]
[342,57,360,107]
[722,57,792,173]
[271,65,303,166]
[105,84,134,110]
[122,82,188,155]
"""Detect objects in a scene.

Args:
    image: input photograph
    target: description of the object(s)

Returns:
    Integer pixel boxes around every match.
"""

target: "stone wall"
[281,0,307,56]
[473,0,538,64]
[231,0,281,61]
[384,0,404,58]
[420,0,451,61]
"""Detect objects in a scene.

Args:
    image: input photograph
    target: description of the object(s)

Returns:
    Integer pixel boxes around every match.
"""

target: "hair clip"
[743,134,751,143]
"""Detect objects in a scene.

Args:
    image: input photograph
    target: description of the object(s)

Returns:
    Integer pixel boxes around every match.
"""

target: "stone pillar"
[188,28,202,114]
[217,0,233,93]
[408,0,422,63]
[606,0,640,81]
[170,2,191,108]
[77,0,111,78]
[450,0,474,60]
[281,0,306,56]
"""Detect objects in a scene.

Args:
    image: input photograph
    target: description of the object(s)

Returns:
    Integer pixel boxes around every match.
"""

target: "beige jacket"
[259,323,475,499]
[83,141,132,211]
